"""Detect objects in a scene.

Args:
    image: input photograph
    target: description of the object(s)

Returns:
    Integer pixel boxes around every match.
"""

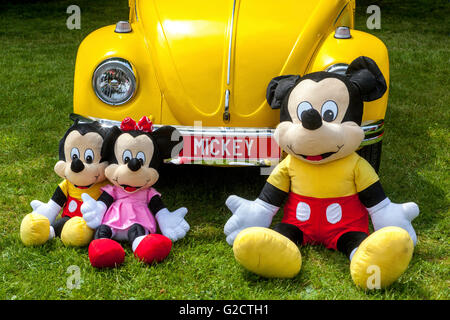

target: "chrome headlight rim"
[325,63,349,76]
[92,57,137,106]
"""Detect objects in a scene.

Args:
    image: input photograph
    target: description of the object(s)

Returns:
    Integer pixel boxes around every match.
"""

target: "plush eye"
[321,100,338,122]
[122,150,132,164]
[70,148,80,161]
[136,151,146,166]
[297,101,313,120]
[84,149,94,164]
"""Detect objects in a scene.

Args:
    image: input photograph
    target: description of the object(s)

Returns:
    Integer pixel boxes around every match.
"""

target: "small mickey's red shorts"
[61,196,83,218]
[282,192,369,250]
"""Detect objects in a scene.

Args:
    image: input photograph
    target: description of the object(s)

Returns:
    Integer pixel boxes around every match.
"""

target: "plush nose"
[71,158,85,173]
[127,158,142,172]
[301,108,322,130]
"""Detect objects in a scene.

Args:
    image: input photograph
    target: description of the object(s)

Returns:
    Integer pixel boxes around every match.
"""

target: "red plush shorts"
[282,192,369,250]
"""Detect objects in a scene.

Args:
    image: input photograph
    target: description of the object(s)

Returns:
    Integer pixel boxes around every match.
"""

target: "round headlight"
[92,58,137,105]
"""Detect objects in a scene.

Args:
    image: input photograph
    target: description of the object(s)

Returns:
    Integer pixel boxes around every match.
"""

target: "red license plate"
[176,130,281,165]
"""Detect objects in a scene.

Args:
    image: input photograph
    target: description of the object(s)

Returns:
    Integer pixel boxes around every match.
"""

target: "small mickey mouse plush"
[224,57,420,289]
[82,116,190,268]
[20,120,110,247]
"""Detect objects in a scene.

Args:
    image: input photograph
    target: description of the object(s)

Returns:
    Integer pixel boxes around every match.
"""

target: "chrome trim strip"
[225,89,230,108]
[227,0,236,86]
[361,120,384,146]
[326,63,349,75]
[223,89,231,122]
[362,120,384,134]
[166,158,272,166]
[74,114,275,137]
[360,134,384,147]
[223,0,237,122]
[334,2,349,25]
[72,114,384,147]
[364,133,384,142]
[363,124,383,132]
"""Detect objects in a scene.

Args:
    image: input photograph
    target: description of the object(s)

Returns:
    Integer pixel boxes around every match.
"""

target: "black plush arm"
[148,195,166,214]
[97,191,114,209]
[51,186,67,207]
[258,182,288,207]
[358,181,387,208]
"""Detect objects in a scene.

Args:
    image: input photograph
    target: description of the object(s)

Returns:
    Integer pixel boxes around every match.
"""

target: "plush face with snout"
[54,121,109,187]
[267,56,387,164]
[106,133,159,193]
[103,125,183,193]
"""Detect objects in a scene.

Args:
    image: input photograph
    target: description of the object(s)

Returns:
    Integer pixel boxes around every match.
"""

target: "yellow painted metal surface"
[74,0,388,127]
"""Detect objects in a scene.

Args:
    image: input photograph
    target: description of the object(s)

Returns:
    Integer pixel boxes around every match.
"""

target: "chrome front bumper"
[360,119,384,147]
[71,114,384,166]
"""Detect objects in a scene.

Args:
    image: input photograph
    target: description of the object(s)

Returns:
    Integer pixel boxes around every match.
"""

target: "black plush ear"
[152,126,183,160]
[58,119,80,161]
[346,56,387,102]
[92,121,111,140]
[266,75,300,109]
[100,125,122,163]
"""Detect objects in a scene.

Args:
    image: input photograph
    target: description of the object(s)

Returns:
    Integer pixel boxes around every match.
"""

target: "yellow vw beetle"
[73,0,388,171]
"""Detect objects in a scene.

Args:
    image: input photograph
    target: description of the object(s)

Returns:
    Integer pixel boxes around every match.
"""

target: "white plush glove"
[156,207,190,242]
[30,199,61,224]
[224,195,279,246]
[367,197,420,245]
[80,193,107,229]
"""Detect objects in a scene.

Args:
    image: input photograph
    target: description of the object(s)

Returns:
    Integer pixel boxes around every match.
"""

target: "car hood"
[137,0,346,126]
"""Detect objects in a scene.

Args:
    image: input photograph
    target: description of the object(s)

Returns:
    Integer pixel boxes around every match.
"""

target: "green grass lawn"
[0,0,448,300]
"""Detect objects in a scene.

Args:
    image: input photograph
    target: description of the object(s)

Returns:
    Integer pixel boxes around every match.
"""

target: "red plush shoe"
[88,239,125,268]
[134,234,172,265]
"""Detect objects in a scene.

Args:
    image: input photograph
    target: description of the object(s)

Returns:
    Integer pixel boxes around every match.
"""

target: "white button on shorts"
[326,203,342,224]
[68,200,78,213]
[296,202,311,222]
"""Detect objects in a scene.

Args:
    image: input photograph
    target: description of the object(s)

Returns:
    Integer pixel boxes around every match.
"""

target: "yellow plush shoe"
[350,226,414,289]
[20,213,51,246]
[233,227,301,278]
[60,216,95,247]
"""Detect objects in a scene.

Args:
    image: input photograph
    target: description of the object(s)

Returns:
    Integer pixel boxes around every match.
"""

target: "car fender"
[73,24,162,123]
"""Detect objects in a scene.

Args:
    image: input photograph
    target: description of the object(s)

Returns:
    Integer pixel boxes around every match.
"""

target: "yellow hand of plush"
[60,216,95,247]
[20,212,51,246]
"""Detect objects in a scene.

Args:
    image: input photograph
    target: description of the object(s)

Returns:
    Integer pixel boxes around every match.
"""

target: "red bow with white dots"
[120,116,153,133]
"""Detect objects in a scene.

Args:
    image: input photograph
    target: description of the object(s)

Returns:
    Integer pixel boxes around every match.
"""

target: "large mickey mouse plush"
[224,57,420,289]
[20,120,110,247]
[82,116,190,268]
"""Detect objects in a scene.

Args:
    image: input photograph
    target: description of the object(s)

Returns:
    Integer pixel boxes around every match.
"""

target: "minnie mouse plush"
[20,120,110,247]
[224,57,420,289]
[82,116,190,268]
